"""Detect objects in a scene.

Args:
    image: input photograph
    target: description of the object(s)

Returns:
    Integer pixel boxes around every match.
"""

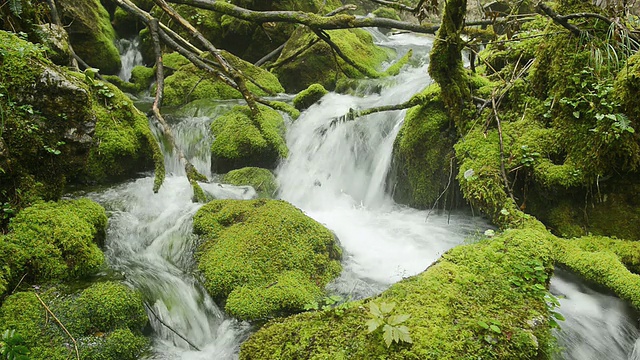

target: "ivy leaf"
[387,314,410,326]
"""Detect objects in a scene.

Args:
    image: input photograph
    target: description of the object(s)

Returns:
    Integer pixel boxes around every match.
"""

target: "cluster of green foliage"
[210,105,288,173]
[292,84,328,111]
[240,224,556,359]
[222,167,278,198]
[0,198,107,297]
[0,282,148,360]
[0,329,29,360]
[193,199,342,321]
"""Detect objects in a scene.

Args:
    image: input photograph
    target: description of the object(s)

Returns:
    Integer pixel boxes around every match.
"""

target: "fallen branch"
[148,16,206,199]
[537,3,585,37]
[34,292,80,360]
[144,302,201,351]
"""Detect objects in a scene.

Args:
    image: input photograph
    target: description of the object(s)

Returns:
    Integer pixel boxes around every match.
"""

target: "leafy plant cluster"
[0,329,29,360]
[365,301,412,348]
[304,294,351,316]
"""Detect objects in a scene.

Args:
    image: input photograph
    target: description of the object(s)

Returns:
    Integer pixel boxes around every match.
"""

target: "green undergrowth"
[210,105,288,173]
[0,198,107,297]
[222,167,278,198]
[273,27,393,92]
[240,224,556,359]
[192,199,342,321]
[0,281,148,360]
[162,51,284,106]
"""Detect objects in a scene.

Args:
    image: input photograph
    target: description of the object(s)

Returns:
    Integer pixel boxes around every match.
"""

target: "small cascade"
[117,37,144,82]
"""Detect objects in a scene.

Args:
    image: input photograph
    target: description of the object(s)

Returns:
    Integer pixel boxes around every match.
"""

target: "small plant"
[545,293,565,329]
[0,329,29,360]
[477,319,502,344]
[519,145,540,168]
[304,294,343,311]
[365,301,412,348]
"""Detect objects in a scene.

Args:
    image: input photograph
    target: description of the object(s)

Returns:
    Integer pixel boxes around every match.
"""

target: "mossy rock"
[240,225,555,359]
[614,52,640,125]
[193,199,342,321]
[57,0,121,75]
[293,83,328,111]
[163,50,284,106]
[222,167,278,198]
[0,199,107,296]
[0,282,148,360]
[389,85,458,209]
[372,7,401,20]
[273,27,393,93]
[130,65,155,92]
[210,105,288,173]
[0,31,163,221]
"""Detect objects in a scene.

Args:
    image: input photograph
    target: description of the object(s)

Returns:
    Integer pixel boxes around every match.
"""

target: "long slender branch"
[34,292,80,360]
[537,3,585,37]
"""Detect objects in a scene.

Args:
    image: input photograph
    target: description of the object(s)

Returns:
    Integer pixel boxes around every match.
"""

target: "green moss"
[222,167,278,198]
[162,52,191,70]
[273,28,392,92]
[210,105,288,173]
[0,283,149,360]
[614,52,640,124]
[554,237,640,309]
[292,83,328,110]
[103,74,139,94]
[372,7,401,20]
[391,85,457,208]
[57,0,121,74]
[385,49,413,76]
[193,199,342,321]
[86,80,164,185]
[163,50,284,106]
[130,65,155,92]
[240,226,555,359]
[2,199,107,289]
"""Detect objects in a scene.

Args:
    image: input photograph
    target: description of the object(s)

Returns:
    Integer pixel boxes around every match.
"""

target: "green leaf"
[552,311,565,321]
[500,209,509,216]
[489,324,501,334]
[477,320,489,330]
[573,111,580,118]
[397,325,413,343]
[383,325,393,347]
[369,302,382,318]
[380,302,395,314]
[366,318,383,333]
[387,314,410,326]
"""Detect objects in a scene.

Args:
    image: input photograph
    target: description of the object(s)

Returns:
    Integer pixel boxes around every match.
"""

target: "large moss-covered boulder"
[273,28,393,92]
[240,223,555,359]
[0,282,148,360]
[0,31,163,220]
[222,167,278,198]
[57,0,121,74]
[389,85,458,208]
[292,83,328,111]
[163,51,284,106]
[193,199,342,321]
[0,199,107,296]
[210,105,288,173]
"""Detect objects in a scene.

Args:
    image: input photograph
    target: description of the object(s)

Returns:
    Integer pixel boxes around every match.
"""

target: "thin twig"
[144,303,201,351]
[426,156,455,221]
[492,95,516,203]
[11,273,27,294]
[34,292,80,360]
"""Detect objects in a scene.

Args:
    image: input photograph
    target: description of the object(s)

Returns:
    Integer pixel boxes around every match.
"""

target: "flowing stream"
[85,29,640,359]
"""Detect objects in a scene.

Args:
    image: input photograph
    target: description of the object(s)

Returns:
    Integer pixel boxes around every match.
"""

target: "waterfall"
[81,29,640,359]
[117,37,144,82]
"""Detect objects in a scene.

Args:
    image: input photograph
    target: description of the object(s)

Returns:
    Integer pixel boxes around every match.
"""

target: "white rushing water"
[85,29,640,359]
[117,37,144,83]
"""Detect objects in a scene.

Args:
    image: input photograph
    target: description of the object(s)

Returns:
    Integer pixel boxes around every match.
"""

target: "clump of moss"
[130,65,155,92]
[292,83,328,110]
[163,50,284,106]
[193,199,342,321]
[0,199,107,293]
[390,85,458,209]
[57,0,121,74]
[210,105,288,173]
[385,49,413,76]
[240,225,555,359]
[372,7,401,20]
[222,167,278,198]
[273,28,393,92]
[0,282,148,360]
